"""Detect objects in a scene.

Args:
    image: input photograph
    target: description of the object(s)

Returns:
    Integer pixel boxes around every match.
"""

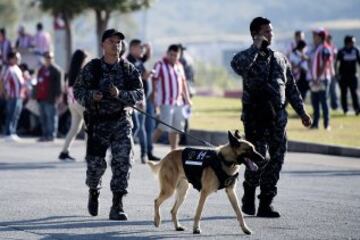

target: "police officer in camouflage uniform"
[231,17,312,218]
[74,29,144,221]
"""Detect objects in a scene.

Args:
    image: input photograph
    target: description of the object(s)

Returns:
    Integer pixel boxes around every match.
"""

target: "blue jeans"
[311,88,330,128]
[38,101,58,138]
[5,98,23,135]
[329,76,339,110]
[132,109,147,157]
[145,99,156,155]
[0,97,6,132]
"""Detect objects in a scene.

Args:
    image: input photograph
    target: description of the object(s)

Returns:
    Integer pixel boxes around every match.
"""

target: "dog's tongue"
[244,158,258,172]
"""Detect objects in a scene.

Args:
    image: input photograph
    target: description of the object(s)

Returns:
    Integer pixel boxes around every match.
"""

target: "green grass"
[189,96,360,148]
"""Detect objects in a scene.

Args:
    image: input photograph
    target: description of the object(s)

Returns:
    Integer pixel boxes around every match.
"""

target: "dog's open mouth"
[243,158,258,172]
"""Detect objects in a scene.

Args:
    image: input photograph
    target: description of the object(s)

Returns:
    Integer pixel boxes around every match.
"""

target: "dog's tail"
[147,160,161,175]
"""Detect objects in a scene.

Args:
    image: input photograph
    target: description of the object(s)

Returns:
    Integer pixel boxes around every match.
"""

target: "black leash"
[130,104,216,148]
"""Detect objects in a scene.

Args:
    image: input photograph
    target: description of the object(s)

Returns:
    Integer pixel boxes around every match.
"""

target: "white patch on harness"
[185,160,203,166]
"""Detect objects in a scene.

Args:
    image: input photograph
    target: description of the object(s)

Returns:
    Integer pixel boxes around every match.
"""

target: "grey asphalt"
[0,138,359,240]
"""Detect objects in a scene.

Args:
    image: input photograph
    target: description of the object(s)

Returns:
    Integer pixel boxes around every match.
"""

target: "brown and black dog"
[148,130,264,234]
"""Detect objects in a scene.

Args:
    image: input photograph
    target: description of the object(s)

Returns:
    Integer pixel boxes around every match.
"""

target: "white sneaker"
[5,134,22,142]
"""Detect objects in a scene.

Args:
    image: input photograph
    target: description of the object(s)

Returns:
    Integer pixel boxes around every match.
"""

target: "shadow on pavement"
[0,161,84,171]
[0,215,246,239]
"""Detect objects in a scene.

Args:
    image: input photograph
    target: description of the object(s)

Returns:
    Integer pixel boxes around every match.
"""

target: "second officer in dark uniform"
[74,29,144,220]
[231,17,312,218]
[336,35,360,115]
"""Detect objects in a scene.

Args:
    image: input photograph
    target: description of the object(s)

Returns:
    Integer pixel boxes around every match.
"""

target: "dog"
[148,130,264,234]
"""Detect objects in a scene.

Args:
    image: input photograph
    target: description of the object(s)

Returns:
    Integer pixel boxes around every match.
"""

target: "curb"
[287,140,360,158]
[187,129,360,158]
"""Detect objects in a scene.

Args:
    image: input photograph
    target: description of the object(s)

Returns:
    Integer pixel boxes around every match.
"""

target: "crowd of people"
[0,22,196,164]
[0,23,59,143]
[287,29,360,130]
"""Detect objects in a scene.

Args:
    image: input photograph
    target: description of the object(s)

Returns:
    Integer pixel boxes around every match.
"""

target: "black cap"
[178,43,186,50]
[344,35,355,45]
[101,29,125,42]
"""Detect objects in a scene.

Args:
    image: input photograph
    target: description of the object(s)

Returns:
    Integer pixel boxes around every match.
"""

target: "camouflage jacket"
[231,45,306,118]
[74,57,144,116]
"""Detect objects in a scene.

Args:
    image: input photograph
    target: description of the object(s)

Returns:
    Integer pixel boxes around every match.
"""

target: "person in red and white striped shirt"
[2,51,26,141]
[151,44,192,150]
[309,29,332,130]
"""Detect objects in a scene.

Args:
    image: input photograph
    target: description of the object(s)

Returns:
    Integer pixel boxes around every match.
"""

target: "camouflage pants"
[85,118,134,194]
[242,109,288,198]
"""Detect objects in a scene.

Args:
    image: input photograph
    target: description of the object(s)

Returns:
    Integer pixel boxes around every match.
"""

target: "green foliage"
[84,0,153,56]
[36,0,154,57]
[37,0,152,18]
[38,0,85,18]
[0,0,19,30]
[85,0,152,13]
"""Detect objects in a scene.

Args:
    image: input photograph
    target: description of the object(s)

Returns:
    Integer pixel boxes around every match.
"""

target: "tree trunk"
[63,12,72,71]
[95,9,111,57]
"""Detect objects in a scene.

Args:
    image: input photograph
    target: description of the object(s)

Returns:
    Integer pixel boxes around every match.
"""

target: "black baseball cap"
[101,29,125,42]
[178,43,187,50]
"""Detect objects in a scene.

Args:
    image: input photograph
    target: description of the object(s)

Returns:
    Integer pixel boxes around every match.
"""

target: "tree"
[85,0,152,56]
[37,0,85,68]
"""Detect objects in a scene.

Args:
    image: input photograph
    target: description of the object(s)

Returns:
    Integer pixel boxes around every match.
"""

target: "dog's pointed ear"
[228,131,240,148]
[234,130,242,139]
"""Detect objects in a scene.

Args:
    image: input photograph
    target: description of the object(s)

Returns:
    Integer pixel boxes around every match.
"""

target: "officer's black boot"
[109,192,128,221]
[88,189,100,216]
[241,182,256,215]
[257,195,280,218]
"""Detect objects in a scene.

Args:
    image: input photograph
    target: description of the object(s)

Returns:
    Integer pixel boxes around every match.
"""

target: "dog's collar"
[218,152,235,167]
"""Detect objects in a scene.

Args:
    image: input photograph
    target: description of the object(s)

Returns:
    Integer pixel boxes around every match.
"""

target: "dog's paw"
[154,217,160,227]
[176,225,186,231]
[193,227,201,234]
[242,227,252,235]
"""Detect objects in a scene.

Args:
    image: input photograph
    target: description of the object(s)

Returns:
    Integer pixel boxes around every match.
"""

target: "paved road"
[0,138,359,240]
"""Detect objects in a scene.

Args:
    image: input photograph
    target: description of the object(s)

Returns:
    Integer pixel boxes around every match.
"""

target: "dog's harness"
[182,148,239,191]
